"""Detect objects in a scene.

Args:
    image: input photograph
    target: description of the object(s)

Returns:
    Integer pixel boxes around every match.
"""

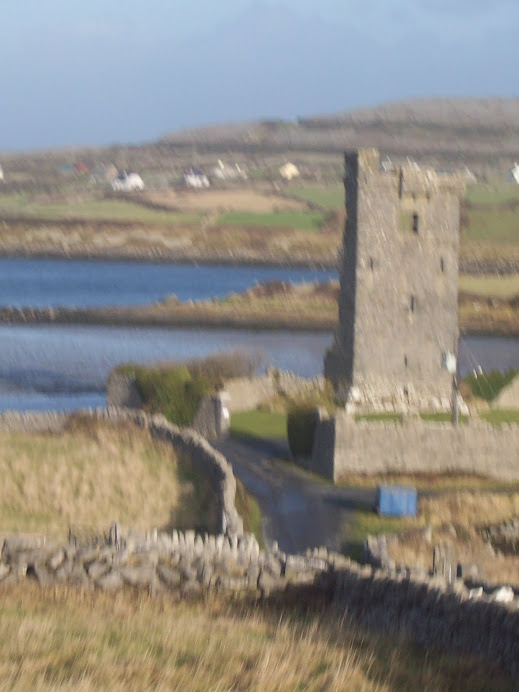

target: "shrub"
[463,368,517,402]
[287,405,318,460]
[114,352,259,426]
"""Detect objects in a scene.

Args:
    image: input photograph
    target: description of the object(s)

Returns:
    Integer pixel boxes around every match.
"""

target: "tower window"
[410,295,416,313]
[404,355,408,368]
[412,213,419,234]
[440,257,445,273]
[369,257,374,270]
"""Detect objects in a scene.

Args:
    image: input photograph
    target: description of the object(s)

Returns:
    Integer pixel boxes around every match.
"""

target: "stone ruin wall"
[326,148,465,410]
[310,413,519,482]
[0,408,518,679]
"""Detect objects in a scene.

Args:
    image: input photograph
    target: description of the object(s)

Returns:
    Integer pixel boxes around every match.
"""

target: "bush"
[287,405,318,460]
[114,352,259,427]
[463,368,517,402]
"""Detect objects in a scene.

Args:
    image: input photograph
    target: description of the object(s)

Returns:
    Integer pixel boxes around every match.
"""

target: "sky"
[0,0,517,151]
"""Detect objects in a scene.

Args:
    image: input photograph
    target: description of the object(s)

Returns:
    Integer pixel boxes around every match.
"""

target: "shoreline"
[0,245,518,275]
[0,305,517,337]
[0,247,338,271]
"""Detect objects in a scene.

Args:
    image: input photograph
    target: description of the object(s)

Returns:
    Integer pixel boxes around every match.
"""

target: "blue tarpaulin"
[375,485,417,517]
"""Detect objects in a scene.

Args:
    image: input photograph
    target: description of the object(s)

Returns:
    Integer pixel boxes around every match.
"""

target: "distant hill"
[161,98,519,166]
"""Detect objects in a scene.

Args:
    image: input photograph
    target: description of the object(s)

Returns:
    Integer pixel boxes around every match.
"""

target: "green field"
[286,185,344,210]
[0,195,202,226]
[230,411,287,440]
[465,182,519,206]
[463,182,519,246]
[481,409,519,425]
[463,206,519,245]
[218,210,326,230]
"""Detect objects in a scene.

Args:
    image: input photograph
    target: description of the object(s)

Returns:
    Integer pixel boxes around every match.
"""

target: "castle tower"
[325,148,465,409]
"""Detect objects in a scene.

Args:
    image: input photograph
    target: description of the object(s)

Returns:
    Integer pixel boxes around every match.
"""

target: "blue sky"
[0,1,517,150]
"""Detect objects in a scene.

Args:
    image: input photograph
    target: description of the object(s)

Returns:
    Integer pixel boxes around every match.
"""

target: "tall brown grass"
[0,583,514,691]
[0,419,217,538]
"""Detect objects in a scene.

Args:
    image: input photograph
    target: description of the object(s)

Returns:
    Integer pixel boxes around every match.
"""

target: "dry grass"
[0,418,217,538]
[144,186,308,212]
[372,491,519,586]
[0,583,513,691]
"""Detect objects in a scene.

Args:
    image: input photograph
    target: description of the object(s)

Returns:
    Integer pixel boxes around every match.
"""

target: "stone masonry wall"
[326,148,464,408]
[310,413,519,482]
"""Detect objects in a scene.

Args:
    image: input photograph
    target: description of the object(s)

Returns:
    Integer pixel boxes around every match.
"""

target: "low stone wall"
[225,370,326,413]
[1,526,518,680]
[310,413,519,481]
[106,373,142,409]
[0,408,243,536]
[332,561,519,680]
[0,527,335,598]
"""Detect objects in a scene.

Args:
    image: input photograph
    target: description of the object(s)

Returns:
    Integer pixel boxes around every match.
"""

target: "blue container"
[375,485,417,517]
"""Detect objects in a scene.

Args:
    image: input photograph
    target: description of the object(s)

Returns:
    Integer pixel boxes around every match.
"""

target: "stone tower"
[325,148,465,410]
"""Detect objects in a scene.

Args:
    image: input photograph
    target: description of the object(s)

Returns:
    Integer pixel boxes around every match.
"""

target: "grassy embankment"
[0,584,514,691]
[0,417,219,538]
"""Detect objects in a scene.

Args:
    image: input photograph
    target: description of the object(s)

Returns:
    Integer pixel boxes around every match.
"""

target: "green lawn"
[464,205,519,245]
[230,411,287,440]
[481,409,519,425]
[0,196,202,226]
[286,185,344,210]
[459,275,519,298]
[217,210,326,231]
[465,182,519,206]
[355,413,404,423]
[419,412,469,424]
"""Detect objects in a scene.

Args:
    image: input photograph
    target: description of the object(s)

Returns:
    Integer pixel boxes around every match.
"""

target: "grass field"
[465,182,519,206]
[286,184,344,210]
[230,411,288,440]
[0,195,202,226]
[481,409,519,425]
[0,584,513,691]
[217,210,326,230]
[0,418,218,537]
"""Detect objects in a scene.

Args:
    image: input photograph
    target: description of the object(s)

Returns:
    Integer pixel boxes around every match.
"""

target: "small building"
[184,167,210,189]
[211,160,247,181]
[0,165,4,183]
[111,171,145,192]
[508,163,519,184]
[279,162,300,181]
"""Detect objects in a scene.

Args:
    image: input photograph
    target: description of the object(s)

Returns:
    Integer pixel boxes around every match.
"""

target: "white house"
[212,160,248,181]
[508,163,519,184]
[111,171,145,192]
[279,162,300,181]
[0,165,5,182]
[184,168,210,188]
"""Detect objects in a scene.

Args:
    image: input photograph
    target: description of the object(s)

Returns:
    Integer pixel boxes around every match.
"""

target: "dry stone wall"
[310,413,519,482]
[0,527,334,598]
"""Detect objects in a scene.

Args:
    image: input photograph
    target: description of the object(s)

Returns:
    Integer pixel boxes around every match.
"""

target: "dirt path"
[215,436,375,554]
